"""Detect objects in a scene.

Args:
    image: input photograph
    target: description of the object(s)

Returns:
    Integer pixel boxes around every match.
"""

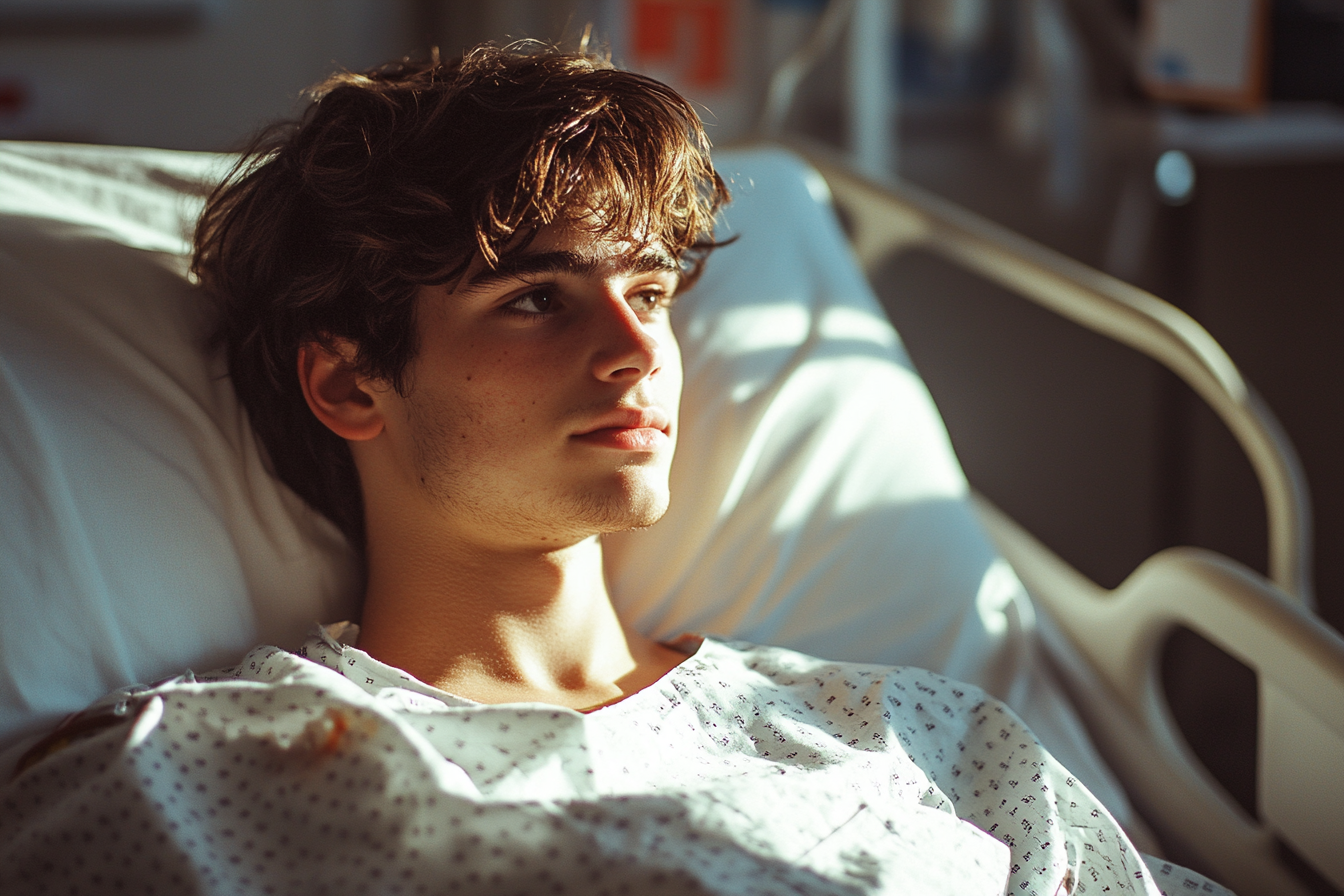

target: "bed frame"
[789,141,1344,896]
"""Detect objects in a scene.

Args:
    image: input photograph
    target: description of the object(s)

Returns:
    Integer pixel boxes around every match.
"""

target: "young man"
[193,46,721,714]
[1,44,1231,895]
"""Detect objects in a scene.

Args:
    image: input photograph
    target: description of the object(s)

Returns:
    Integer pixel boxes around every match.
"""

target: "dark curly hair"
[192,42,729,550]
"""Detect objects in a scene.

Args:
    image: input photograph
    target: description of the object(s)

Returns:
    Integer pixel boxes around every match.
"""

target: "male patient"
[196,44,718,715]
[0,43,1231,895]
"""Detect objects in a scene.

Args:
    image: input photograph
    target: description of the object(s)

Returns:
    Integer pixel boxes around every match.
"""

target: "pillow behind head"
[0,143,359,748]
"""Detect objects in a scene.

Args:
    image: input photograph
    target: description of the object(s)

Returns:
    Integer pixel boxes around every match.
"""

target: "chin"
[579,473,671,534]
[621,494,671,531]
[592,493,670,533]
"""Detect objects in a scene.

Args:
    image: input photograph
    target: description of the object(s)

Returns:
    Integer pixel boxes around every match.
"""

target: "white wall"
[0,0,415,150]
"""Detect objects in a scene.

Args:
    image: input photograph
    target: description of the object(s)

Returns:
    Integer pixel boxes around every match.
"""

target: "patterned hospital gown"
[1,626,1232,895]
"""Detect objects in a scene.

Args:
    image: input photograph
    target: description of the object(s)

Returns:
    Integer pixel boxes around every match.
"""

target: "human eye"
[501,287,560,318]
[629,283,677,316]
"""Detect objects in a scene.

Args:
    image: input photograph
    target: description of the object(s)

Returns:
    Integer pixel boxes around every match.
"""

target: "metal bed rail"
[783,139,1314,606]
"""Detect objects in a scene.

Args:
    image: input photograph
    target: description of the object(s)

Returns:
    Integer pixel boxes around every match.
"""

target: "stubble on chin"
[416,469,671,543]
[405,408,673,541]
[575,471,672,533]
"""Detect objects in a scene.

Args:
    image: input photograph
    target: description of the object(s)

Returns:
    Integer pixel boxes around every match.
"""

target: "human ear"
[297,339,386,442]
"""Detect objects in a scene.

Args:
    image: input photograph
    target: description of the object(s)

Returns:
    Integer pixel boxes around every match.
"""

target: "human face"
[373,225,683,549]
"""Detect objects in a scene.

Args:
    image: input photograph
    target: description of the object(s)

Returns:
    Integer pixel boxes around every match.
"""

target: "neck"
[356,516,678,711]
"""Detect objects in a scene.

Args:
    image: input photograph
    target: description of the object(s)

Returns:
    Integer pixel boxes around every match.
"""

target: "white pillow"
[0,142,1129,827]
[0,142,359,748]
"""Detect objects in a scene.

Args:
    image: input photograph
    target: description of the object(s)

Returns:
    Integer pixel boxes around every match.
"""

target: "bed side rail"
[975,494,1344,896]
[781,139,1314,606]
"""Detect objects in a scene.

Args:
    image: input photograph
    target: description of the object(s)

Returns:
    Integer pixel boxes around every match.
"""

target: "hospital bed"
[0,136,1340,896]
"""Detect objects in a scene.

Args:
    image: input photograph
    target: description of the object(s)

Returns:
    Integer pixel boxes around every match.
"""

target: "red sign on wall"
[630,0,731,90]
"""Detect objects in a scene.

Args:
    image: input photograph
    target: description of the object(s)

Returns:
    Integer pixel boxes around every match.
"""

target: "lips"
[573,407,672,451]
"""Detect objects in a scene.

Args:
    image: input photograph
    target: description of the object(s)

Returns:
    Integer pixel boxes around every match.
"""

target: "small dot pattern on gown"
[0,630,1235,896]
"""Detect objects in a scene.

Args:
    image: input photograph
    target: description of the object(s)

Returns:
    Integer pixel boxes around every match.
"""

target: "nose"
[590,291,664,383]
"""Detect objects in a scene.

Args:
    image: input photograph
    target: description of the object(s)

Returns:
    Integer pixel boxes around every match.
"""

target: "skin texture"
[297,225,690,710]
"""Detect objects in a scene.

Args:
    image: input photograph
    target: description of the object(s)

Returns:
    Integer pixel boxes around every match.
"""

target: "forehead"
[520,222,664,260]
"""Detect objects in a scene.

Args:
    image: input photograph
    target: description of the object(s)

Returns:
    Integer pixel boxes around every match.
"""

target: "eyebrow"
[461,247,680,294]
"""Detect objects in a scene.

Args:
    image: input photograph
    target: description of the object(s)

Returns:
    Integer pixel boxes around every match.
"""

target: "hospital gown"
[0,626,1232,895]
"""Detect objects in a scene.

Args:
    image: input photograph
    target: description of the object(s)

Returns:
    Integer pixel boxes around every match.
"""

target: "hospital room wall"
[0,1,421,150]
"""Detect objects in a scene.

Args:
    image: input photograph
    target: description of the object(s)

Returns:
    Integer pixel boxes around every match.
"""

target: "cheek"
[448,351,568,438]
[476,351,558,410]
